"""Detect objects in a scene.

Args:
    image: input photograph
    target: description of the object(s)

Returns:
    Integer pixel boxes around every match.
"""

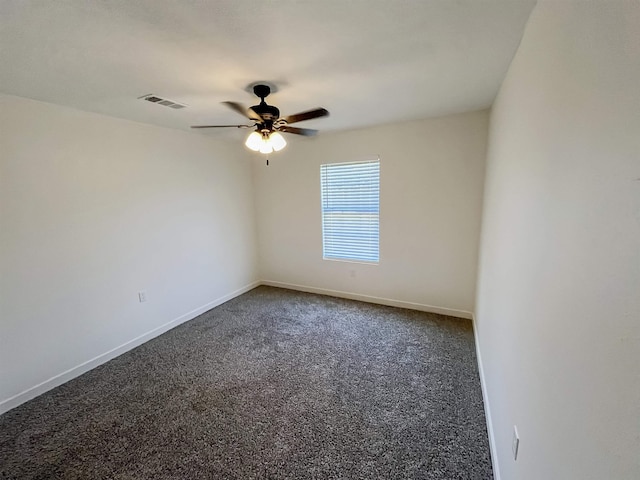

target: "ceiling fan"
[191,84,329,155]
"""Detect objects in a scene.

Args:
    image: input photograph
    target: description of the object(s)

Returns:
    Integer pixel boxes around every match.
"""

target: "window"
[320,159,380,263]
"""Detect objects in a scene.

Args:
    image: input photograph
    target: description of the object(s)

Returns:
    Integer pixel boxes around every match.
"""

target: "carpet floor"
[0,286,493,479]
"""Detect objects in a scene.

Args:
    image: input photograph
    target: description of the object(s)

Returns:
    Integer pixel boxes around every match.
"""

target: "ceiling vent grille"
[139,94,186,109]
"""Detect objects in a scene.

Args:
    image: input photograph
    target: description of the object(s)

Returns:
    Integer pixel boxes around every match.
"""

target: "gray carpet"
[0,286,493,479]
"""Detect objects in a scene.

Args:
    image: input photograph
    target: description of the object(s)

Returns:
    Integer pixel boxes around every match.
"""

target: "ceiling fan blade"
[248,107,264,122]
[283,108,329,124]
[222,101,263,122]
[191,124,254,129]
[279,125,319,136]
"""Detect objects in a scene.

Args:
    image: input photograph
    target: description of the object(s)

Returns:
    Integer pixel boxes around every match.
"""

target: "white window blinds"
[320,159,380,263]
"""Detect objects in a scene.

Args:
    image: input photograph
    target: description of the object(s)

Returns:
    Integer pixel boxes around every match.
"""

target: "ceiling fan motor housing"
[252,103,280,122]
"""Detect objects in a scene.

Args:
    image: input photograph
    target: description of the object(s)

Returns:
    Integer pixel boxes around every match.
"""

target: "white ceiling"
[0,0,536,137]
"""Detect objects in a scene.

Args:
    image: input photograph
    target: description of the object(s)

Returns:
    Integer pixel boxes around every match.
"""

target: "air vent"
[139,94,186,109]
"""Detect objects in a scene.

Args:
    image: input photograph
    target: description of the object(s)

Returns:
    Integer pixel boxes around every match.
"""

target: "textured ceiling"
[0,0,536,137]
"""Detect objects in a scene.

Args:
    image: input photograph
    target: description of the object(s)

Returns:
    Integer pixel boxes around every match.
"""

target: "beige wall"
[253,111,488,315]
[475,1,640,478]
[0,94,259,412]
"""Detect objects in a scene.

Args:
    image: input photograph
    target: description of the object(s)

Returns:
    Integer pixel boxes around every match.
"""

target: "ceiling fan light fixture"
[270,132,287,152]
[245,131,262,151]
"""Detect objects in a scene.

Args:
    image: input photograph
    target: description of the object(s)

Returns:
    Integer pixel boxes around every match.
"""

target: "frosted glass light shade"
[270,132,287,151]
[259,140,273,154]
[245,131,262,151]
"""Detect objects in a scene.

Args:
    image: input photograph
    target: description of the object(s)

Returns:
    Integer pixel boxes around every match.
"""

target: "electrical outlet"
[350,269,356,278]
[512,425,520,460]
[138,291,147,303]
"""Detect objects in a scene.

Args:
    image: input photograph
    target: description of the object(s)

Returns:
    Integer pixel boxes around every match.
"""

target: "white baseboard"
[472,314,501,480]
[261,280,473,319]
[0,281,260,416]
